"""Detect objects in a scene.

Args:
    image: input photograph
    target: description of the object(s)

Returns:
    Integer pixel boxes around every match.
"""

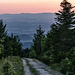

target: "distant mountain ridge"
[0,13,55,21]
[0,12,54,15]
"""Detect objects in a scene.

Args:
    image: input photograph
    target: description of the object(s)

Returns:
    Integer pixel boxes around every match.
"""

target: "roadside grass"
[25,58,39,75]
[50,63,61,72]
[0,56,24,75]
[50,63,63,75]
[32,59,37,62]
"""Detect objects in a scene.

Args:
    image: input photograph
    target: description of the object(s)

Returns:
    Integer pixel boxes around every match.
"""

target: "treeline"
[28,0,75,75]
[0,20,22,59]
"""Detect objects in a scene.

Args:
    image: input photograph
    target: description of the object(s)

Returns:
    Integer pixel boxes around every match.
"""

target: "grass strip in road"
[25,59,39,75]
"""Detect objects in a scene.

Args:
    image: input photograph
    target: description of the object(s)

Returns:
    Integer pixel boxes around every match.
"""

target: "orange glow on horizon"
[0,0,75,14]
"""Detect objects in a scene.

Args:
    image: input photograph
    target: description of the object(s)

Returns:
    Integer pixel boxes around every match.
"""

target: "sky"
[0,0,75,14]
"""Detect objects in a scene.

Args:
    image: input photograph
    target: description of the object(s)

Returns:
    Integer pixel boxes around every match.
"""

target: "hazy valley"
[0,13,55,48]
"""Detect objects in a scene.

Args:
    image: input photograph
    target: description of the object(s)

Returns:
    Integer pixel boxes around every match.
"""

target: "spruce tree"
[0,20,7,59]
[31,25,45,56]
[4,34,22,57]
[46,0,75,63]
[0,20,22,57]
[55,0,75,52]
[0,20,7,38]
[0,38,4,59]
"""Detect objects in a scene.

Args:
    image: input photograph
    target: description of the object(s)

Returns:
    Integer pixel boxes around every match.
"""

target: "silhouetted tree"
[31,25,45,57]
[0,20,7,59]
[44,0,75,74]
[3,33,22,57]
[46,0,75,62]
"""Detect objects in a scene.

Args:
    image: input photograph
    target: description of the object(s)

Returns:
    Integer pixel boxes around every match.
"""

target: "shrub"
[29,50,37,58]
[3,59,16,75]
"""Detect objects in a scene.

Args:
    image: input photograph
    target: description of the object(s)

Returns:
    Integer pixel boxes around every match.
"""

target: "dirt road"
[22,58,63,75]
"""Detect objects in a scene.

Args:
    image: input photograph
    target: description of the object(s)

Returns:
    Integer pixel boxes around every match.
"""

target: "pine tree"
[3,33,22,57]
[45,0,75,63]
[55,0,75,52]
[0,37,4,59]
[0,20,7,59]
[0,20,7,38]
[0,20,22,57]
[31,25,45,56]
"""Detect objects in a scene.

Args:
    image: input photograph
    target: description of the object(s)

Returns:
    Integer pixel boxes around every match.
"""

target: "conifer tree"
[0,20,7,38]
[0,38,4,59]
[4,34,22,57]
[0,20,22,57]
[0,20,7,59]
[55,0,75,51]
[45,0,75,63]
[31,25,45,56]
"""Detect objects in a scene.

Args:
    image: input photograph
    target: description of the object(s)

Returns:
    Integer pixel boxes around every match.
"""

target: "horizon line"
[0,12,55,15]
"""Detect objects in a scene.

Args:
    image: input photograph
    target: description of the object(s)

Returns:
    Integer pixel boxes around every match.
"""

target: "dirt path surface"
[22,58,63,75]
[21,58,33,75]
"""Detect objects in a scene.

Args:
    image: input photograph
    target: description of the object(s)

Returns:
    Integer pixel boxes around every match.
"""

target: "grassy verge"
[25,58,39,75]
[50,63,61,72]
[0,56,24,75]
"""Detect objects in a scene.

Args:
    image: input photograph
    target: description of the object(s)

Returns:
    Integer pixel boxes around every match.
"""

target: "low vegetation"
[0,56,24,75]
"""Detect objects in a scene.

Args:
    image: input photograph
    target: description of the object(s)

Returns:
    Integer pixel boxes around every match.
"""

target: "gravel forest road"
[22,58,63,75]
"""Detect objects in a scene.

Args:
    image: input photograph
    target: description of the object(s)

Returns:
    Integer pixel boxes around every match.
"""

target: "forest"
[0,0,75,75]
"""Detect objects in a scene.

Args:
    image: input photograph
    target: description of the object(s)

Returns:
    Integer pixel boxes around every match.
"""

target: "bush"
[3,59,16,75]
[60,57,73,75]
[29,50,37,58]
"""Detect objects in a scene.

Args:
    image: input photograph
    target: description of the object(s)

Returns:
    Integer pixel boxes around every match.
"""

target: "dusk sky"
[0,0,75,14]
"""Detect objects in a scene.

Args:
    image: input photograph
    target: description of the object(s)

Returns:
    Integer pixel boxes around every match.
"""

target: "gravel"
[22,58,33,75]
[22,58,63,75]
